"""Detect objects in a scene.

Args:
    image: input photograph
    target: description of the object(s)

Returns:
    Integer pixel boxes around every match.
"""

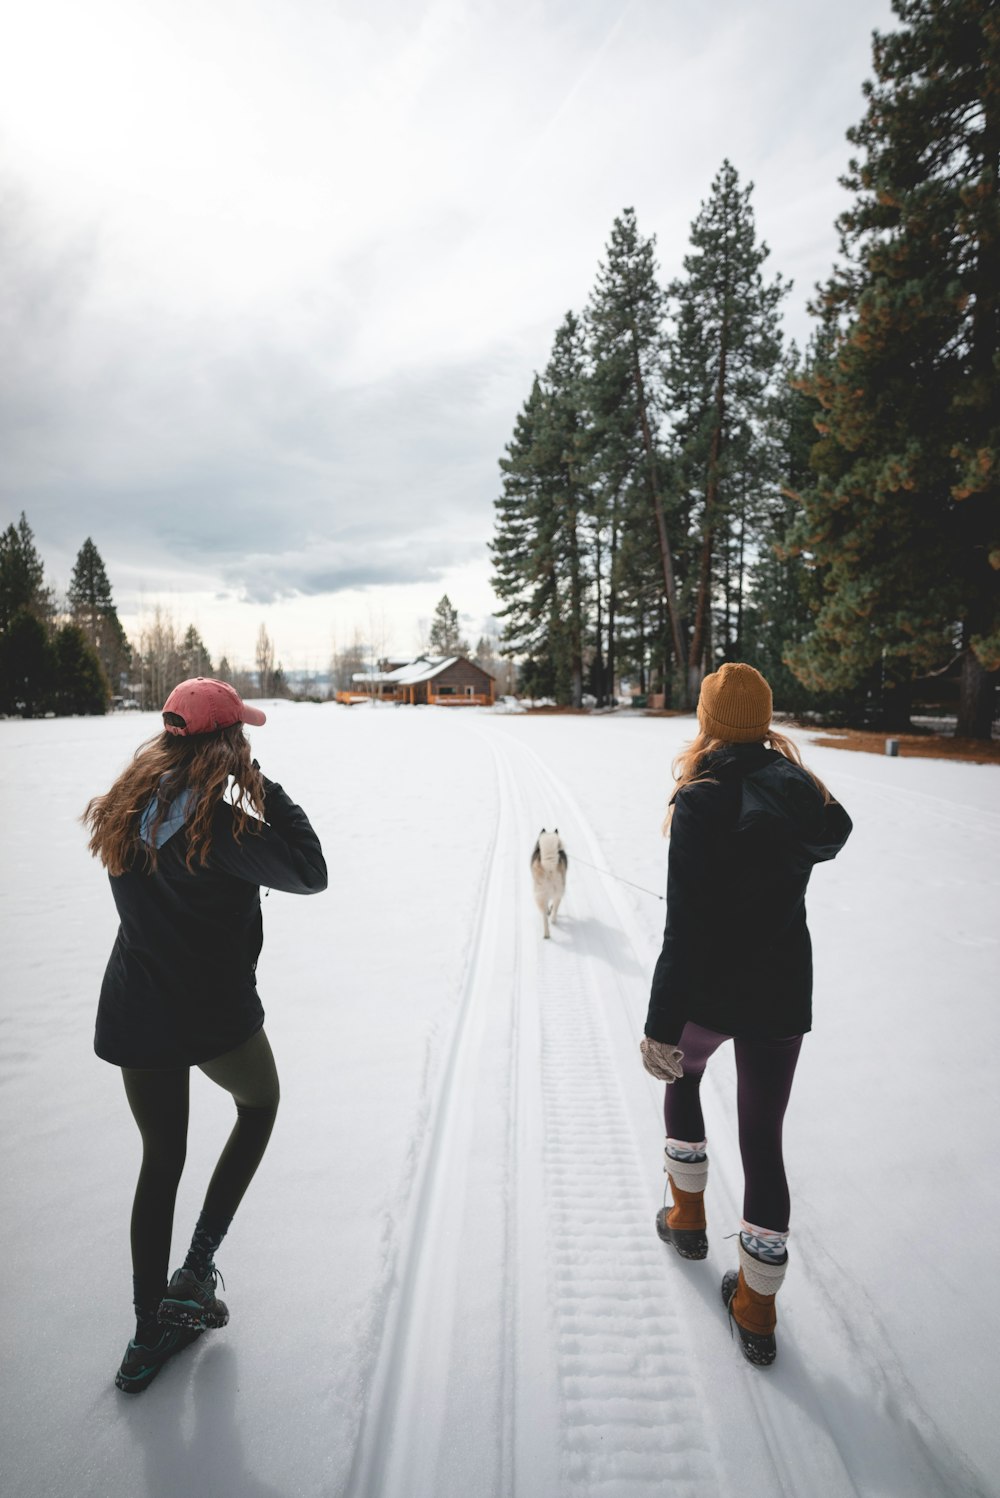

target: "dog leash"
[569,853,665,902]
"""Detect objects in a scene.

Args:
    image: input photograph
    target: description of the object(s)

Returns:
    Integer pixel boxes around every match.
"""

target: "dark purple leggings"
[664,1022,803,1232]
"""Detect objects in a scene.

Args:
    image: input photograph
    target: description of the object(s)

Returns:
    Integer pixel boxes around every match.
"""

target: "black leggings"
[122,1028,280,1303]
[664,1021,802,1232]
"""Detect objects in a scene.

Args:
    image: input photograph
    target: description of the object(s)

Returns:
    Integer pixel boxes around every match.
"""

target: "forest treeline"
[0,516,292,716]
[491,0,999,738]
[0,519,503,716]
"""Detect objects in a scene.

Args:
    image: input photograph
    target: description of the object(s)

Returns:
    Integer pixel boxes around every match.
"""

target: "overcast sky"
[1,0,896,671]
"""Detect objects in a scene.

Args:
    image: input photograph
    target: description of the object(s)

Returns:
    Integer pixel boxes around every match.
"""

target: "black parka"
[95,777,327,1069]
[645,744,852,1044]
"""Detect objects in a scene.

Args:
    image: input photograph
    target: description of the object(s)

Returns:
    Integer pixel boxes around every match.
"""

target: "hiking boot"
[721,1239,788,1367]
[115,1325,202,1393]
[655,1205,708,1260]
[657,1149,709,1260]
[157,1264,229,1331]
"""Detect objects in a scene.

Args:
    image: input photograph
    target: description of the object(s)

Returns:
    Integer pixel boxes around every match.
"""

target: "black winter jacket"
[95,777,327,1068]
[645,744,852,1044]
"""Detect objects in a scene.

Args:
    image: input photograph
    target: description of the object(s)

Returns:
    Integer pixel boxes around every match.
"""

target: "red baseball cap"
[161,678,267,736]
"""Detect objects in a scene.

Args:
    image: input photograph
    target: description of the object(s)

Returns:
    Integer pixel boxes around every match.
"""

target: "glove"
[640,1037,684,1083]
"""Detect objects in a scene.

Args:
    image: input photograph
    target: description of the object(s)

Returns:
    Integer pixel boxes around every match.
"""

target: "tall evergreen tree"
[180,624,213,679]
[53,623,109,714]
[587,209,687,693]
[68,538,131,692]
[428,595,469,656]
[667,160,789,703]
[0,610,55,715]
[491,380,561,696]
[533,312,590,706]
[789,0,1000,736]
[743,343,830,711]
[491,316,596,704]
[0,513,51,634]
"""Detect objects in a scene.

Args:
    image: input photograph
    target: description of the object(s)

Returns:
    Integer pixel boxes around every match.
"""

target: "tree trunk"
[628,326,687,690]
[568,496,584,710]
[592,522,605,706]
[880,679,913,733]
[606,490,621,706]
[736,495,746,658]
[722,523,732,658]
[956,102,1000,742]
[957,648,998,740]
[688,327,729,704]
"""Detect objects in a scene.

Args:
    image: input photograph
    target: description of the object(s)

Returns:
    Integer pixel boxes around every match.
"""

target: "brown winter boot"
[655,1151,708,1260]
[721,1239,787,1366]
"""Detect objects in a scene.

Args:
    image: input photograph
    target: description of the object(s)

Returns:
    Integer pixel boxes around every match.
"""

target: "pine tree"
[789,0,1000,737]
[667,161,789,703]
[610,470,669,695]
[533,312,590,706]
[0,610,55,715]
[490,314,597,706]
[491,383,555,694]
[428,595,469,656]
[0,513,51,634]
[587,209,687,696]
[53,624,109,714]
[743,343,830,712]
[67,538,131,693]
[180,624,213,679]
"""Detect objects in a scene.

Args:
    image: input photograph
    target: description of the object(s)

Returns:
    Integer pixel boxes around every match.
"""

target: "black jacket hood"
[735,753,853,866]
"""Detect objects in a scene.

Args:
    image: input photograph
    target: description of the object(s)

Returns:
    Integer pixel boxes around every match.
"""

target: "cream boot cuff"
[738,1238,788,1296]
[663,1152,709,1194]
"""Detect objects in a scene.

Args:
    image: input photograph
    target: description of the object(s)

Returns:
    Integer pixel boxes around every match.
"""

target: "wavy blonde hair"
[83,724,265,875]
[662,727,830,834]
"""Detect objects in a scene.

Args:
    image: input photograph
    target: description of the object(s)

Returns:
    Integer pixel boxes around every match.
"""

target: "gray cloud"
[0,0,896,657]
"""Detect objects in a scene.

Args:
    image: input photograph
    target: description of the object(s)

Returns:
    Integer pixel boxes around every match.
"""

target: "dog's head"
[537,828,562,860]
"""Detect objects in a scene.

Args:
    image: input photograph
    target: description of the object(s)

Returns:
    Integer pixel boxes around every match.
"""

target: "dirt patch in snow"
[807,728,1000,765]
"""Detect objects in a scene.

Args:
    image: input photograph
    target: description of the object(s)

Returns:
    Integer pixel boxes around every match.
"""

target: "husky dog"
[531,828,568,939]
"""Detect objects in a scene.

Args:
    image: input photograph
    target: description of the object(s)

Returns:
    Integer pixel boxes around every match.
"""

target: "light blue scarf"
[139,783,196,849]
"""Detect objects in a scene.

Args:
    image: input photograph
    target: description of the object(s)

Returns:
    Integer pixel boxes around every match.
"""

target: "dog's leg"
[551,892,561,927]
[543,899,551,939]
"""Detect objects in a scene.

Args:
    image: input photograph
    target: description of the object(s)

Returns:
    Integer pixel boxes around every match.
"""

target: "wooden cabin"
[338,655,495,706]
[393,655,495,705]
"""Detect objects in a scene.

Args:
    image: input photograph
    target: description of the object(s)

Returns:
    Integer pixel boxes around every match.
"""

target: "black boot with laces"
[158,1263,229,1330]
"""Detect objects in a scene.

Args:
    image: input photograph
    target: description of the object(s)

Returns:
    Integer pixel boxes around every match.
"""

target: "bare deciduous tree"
[255,623,275,697]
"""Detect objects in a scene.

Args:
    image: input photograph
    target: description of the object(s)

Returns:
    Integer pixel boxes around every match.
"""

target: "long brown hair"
[83,724,265,875]
[662,727,830,834]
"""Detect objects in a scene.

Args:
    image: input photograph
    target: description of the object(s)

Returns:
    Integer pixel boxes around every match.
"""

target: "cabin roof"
[351,654,495,686]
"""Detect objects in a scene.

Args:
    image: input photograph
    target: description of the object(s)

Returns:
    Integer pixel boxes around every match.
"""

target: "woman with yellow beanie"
[639,662,852,1366]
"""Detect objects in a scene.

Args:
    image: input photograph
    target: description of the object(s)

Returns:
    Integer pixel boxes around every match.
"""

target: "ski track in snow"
[4,712,988,1498]
[340,720,982,1498]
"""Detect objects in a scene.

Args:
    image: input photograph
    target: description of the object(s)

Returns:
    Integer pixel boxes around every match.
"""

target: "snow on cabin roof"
[389,655,460,684]
[349,656,456,686]
[350,654,495,686]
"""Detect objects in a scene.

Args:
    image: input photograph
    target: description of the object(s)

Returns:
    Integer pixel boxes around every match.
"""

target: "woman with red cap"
[84,678,327,1392]
[640,663,851,1366]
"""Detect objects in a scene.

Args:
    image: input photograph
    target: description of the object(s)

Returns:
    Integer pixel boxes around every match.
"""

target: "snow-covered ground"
[1,703,997,1498]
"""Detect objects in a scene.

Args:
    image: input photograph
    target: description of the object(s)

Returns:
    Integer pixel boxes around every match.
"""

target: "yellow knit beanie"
[697,663,772,743]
